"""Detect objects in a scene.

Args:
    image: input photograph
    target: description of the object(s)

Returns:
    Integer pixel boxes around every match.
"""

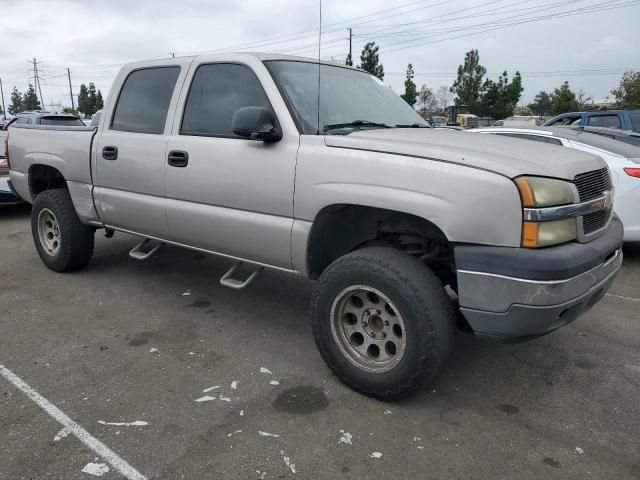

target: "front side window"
[265,60,427,134]
[588,114,621,129]
[111,67,180,134]
[181,63,272,138]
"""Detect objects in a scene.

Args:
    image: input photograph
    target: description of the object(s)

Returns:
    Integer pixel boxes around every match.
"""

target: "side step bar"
[220,262,263,290]
[129,238,164,260]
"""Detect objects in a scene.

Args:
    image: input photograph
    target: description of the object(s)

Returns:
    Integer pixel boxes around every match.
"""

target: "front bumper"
[455,216,624,341]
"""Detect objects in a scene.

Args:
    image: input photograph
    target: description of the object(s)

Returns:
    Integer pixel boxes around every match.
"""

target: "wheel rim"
[330,285,407,373]
[37,208,61,256]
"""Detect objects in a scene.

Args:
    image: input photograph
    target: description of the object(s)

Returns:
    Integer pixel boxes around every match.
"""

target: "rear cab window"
[587,114,621,129]
[40,116,84,126]
[111,67,180,134]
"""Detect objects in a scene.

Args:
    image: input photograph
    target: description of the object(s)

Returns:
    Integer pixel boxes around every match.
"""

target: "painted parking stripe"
[0,364,147,480]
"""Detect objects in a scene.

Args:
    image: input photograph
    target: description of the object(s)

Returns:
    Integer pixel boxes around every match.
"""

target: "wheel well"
[307,204,455,283]
[29,164,67,197]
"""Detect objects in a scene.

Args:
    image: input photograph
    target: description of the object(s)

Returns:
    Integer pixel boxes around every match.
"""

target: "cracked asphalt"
[1,204,639,479]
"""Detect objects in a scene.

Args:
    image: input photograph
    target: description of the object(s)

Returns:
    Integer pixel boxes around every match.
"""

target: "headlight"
[514,176,574,207]
[515,176,577,248]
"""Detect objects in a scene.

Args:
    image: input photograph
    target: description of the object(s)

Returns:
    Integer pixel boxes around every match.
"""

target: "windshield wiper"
[395,123,430,128]
[323,120,393,132]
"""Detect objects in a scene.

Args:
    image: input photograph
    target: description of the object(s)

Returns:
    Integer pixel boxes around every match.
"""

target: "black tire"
[31,189,94,272]
[311,247,455,400]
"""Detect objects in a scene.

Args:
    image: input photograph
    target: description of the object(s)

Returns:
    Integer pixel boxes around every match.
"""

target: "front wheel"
[311,247,455,400]
[31,189,95,272]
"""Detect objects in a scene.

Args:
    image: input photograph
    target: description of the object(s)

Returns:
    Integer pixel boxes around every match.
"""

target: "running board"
[220,262,263,290]
[129,238,164,261]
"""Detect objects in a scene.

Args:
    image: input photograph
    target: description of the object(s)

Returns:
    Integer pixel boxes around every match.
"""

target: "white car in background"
[471,126,640,242]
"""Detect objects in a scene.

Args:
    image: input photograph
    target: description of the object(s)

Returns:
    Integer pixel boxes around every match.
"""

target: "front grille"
[573,168,612,202]
[582,209,610,234]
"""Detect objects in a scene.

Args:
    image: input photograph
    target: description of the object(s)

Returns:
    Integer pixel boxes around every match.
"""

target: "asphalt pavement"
[1,204,639,479]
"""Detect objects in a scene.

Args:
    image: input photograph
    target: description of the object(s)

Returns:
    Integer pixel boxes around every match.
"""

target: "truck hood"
[324,128,606,180]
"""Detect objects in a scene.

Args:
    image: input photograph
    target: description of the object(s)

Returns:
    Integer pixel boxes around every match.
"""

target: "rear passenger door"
[164,58,299,269]
[94,60,189,237]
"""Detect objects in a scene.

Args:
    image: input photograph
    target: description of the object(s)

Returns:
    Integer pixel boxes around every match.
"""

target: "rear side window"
[588,114,621,129]
[40,116,84,126]
[111,67,180,134]
[181,63,272,138]
[546,137,563,145]
[549,115,580,126]
[629,112,640,132]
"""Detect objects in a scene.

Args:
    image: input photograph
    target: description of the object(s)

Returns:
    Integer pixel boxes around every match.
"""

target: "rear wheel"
[31,189,94,272]
[311,247,456,400]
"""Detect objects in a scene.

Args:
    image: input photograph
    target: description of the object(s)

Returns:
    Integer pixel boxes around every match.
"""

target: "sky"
[1,0,639,113]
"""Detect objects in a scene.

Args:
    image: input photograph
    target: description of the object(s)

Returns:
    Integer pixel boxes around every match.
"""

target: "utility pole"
[0,77,6,119]
[348,28,352,59]
[67,68,75,109]
[28,57,45,109]
[169,52,175,58]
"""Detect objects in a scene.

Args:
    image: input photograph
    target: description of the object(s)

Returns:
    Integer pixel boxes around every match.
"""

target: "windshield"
[265,60,427,134]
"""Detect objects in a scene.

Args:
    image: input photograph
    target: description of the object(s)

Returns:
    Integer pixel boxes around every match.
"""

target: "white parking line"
[605,293,640,302]
[0,364,147,480]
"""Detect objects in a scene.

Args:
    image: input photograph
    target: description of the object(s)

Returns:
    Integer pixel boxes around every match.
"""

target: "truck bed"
[8,125,97,199]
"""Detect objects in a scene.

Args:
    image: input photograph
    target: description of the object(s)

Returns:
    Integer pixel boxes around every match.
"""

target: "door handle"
[168,150,189,167]
[102,146,118,160]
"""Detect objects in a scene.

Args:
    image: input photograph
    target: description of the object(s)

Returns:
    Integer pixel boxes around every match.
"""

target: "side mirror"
[232,106,282,142]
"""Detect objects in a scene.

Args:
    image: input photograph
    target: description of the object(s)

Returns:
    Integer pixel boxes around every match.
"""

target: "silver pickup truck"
[7,53,623,399]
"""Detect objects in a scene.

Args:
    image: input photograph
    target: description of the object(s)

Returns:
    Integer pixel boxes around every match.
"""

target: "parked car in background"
[543,109,640,132]
[566,125,640,147]
[426,116,446,127]
[90,110,103,127]
[492,116,543,128]
[6,111,86,127]
[471,126,640,241]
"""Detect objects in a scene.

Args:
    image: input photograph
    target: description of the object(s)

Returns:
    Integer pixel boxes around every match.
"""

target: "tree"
[450,49,486,112]
[416,85,438,115]
[528,91,553,116]
[479,71,523,119]
[9,87,22,115]
[63,107,80,116]
[78,83,104,116]
[611,70,640,108]
[401,64,418,106]
[95,90,104,111]
[22,84,41,111]
[345,52,353,67]
[358,42,384,80]
[77,84,90,115]
[435,85,452,111]
[576,90,593,111]
[552,81,578,115]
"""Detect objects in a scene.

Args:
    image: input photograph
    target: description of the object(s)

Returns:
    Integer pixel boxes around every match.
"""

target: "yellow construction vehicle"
[445,105,479,129]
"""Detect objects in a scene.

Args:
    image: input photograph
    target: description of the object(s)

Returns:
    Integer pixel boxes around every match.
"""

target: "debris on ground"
[219,396,232,402]
[203,385,220,393]
[227,430,243,437]
[384,409,392,415]
[148,347,158,353]
[269,380,280,386]
[281,450,297,474]
[338,430,353,445]
[370,452,383,459]
[260,367,272,375]
[81,463,110,476]
[576,446,584,454]
[53,427,70,442]
[97,420,148,426]
[181,291,191,296]
[231,380,239,390]
[195,396,217,402]
[258,430,279,438]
